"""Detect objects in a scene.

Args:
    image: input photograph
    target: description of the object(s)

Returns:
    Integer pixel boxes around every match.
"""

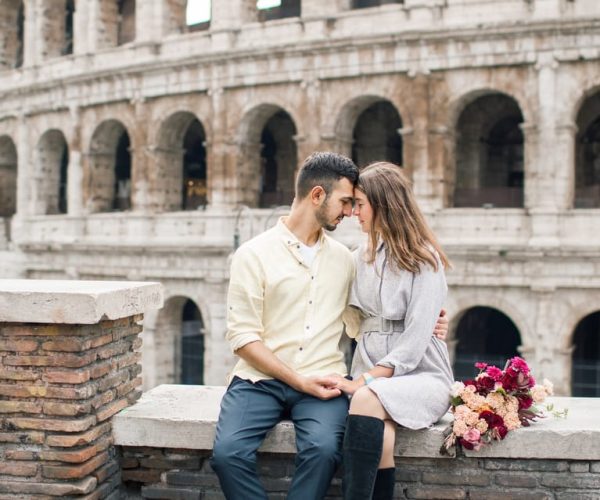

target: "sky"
[186,0,282,24]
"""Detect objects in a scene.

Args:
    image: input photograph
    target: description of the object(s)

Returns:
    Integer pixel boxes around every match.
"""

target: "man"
[211,152,447,499]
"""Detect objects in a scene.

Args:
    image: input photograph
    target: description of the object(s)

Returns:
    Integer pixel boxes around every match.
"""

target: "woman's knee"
[349,386,384,417]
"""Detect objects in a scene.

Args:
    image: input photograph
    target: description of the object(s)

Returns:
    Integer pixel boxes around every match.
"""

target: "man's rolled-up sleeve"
[225,247,265,353]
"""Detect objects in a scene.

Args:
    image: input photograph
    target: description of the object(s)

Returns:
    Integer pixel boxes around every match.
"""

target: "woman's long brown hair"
[357,162,450,273]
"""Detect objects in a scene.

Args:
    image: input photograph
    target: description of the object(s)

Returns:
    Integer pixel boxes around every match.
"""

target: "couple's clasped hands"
[299,374,362,399]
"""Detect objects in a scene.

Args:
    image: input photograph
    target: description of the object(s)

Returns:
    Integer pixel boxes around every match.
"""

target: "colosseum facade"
[1,0,599,396]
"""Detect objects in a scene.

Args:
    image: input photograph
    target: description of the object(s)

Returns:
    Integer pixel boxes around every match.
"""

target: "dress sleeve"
[225,246,265,352]
[376,259,447,376]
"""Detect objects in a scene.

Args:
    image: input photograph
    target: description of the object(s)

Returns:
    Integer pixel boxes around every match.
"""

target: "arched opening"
[238,104,297,208]
[352,100,403,168]
[156,112,207,211]
[0,1,24,70]
[87,120,131,213]
[454,93,524,208]
[257,0,300,21]
[575,91,600,208]
[34,130,69,215]
[0,136,17,218]
[571,311,600,396]
[259,111,296,207]
[185,0,211,31]
[351,0,403,9]
[453,306,521,380]
[117,0,136,45]
[154,296,205,386]
[62,0,75,55]
[180,299,205,385]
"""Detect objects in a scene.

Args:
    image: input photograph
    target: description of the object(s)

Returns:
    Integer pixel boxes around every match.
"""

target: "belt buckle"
[379,317,394,335]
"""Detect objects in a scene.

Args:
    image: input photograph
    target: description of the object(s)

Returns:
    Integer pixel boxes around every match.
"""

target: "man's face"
[315,178,355,231]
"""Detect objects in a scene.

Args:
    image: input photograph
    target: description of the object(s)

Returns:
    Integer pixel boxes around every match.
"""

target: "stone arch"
[118,0,136,45]
[570,311,600,397]
[37,0,74,59]
[452,305,522,380]
[86,120,131,213]
[0,0,24,69]
[334,95,404,168]
[33,129,68,215]
[574,89,600,208]
[452,91,525,208]
[238,103,298,208]
[154,295,206,385]
[0,135,18,217]
[155,111,208,211]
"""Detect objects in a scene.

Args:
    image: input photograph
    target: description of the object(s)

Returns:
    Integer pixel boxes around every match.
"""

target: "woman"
[334,162,454,500]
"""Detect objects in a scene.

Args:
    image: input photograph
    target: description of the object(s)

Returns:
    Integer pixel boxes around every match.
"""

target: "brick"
[117,351,142,370]
[93,458,119,482]
[121,457,139,469]
[43,383,97,400]
[43,401,92,416]
[42,368,91,384]
[91,389,116,409]
[129,362,142,377]
[40,436,110,463]
[592,461,600,473]
[141,484,202,500]
[46,422,111,447]
[42,337,92,352]
[569,462,590,473]
[0,339,38,351]
[0,324,89,337]
[470,491,550,500]
[3,351,96,368]
[116,376,142,397]
[406,486,466,499]
[0,431,45,444]
[96,369,130,392]
[484,459,569,472]
[89,333,114,348]
[4,449,39,460]
[127,389,142,404]
[0,368,39,381]
[42,450,108,479]
[6,415,96,432]
[422,471,490,486]
[139,456,201,470]
[556,492,600,500]
[540,473,600,489]
[396,469,421,482]
[494,473,538,488]
[80,472,121,500]
[0,383,48,398]
[0,461,38,477]
[0,477,97,495]
[132,336,142,350]
[0,401,42,414]
[121,468,162,483]
[90,361,113,379]
[96,342,130,360]
[96,397,129,421]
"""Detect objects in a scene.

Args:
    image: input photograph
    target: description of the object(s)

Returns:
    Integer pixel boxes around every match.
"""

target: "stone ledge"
[112,385,600,460]
[0,280,164,324]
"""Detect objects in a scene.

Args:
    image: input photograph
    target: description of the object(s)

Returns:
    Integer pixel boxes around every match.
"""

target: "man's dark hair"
[296,152,359,199]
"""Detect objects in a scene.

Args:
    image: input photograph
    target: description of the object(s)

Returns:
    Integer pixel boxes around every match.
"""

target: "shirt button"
[311,276,314,280]
[299,347,303,351]
[306,326,309,330]
[309,300,312,304]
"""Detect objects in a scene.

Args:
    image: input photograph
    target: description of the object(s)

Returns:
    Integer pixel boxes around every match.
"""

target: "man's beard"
[315,201,339,232]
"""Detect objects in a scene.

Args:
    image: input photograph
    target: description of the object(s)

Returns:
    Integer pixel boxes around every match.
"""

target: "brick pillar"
[0,280,163,498]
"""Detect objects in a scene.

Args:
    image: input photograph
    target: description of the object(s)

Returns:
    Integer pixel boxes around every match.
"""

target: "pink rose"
[462,428,482,450]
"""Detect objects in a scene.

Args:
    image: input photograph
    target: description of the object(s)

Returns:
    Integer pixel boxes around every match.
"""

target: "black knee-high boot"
[372,467,395,500]
[342,415,385,500]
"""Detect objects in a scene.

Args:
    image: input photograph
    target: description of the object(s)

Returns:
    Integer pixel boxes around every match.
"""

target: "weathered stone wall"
[119,448,600,500]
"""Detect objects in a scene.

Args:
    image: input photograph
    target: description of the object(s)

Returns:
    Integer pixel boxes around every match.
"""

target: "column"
[0,280,163,498]
[211,0,257,30]
[301,0,350,18]
[67,105,83,216]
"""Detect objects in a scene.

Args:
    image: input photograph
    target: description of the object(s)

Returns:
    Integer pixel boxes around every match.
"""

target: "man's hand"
[326,374,364,396]
[299,376,342,400]
[434,308,448,341]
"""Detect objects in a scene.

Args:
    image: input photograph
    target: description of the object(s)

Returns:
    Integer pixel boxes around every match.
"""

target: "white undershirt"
[297,240,321,267]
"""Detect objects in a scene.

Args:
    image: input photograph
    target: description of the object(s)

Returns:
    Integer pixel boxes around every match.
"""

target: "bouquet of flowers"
[441,356,563,457]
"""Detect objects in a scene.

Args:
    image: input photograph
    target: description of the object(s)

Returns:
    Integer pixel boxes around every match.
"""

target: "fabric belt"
[360,316,404,335]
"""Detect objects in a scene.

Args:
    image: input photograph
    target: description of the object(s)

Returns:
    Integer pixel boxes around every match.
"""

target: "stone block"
[46,422,111,447]
[569,462,590,473]
[6,414,96,432]
[139,456,202,470]
[43,401,92,416]
[42,368,91,384]
[0,339,38,351]
[591,461,600,473]
[0,461,38,477]
[0,431,45,444]
[96,397,129,422]
[42,451,109,479]
[540,473,600,489]
[0,400,42,414]
[469,490,550,500]
[164,470,219,487]
[141,483,202,500]
[39,436,110,463]
[121,468,163,484]
[494,472,539,487]
[0,368,39,381]
[41,337,92,352]
[0,477,97,496]
[555,492,600,500]
[422,471,491,486]
[406,486,466,499]
[484,459,569,472]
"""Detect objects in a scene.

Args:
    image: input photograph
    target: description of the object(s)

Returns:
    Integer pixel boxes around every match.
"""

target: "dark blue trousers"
[210,377,349,500]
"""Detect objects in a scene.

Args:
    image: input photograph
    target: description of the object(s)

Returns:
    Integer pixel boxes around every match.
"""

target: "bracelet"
[362,373,375,385]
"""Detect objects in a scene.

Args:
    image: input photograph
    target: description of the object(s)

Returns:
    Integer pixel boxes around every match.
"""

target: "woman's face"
[352,189,374,233]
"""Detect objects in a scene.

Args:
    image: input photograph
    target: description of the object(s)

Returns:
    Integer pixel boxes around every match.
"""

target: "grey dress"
[347,242,453,430]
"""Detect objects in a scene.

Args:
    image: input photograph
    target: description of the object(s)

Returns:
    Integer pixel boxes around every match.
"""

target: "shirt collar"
[276,217,326,248]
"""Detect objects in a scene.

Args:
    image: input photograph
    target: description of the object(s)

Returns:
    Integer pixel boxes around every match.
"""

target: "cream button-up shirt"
[226,217,355,383]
